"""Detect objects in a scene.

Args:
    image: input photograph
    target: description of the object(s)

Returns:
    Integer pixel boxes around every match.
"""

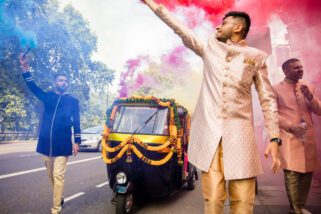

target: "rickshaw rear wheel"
[187,170,196,190]
[115,193,134,214]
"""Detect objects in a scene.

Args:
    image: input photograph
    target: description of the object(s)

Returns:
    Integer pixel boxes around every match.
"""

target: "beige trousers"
[202,143,255,214]
[43,156,68,214]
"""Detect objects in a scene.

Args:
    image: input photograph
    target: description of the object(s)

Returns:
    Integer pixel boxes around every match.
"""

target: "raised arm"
[141,0,206,57]
[20,55,47,102]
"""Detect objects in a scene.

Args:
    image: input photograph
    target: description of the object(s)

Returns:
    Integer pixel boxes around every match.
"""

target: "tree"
[0,0,114,131]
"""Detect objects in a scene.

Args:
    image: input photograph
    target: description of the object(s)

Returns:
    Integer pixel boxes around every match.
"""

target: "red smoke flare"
[152,0,321,83]
[155,0,234,25]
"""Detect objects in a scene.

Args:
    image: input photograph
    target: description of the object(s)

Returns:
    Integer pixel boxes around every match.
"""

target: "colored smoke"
[155,0,234,25]
[0,0,38,51]
[118,46,196,101]
[155,0,321,26]
[119,56,149,97]
[149,0,321,93]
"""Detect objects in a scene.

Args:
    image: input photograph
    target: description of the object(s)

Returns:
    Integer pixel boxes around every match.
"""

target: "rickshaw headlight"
[116,172,127,184]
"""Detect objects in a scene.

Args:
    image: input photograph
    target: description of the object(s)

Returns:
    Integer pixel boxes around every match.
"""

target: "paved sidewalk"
[220,174,321,213]
[0,140,37,155]
[254,172,321,214]
[221,163,321,214]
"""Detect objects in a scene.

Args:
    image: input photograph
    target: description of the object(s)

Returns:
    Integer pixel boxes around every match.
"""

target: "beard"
[216,32,228,43]
[216,36,227,43]
[56,85,67,93]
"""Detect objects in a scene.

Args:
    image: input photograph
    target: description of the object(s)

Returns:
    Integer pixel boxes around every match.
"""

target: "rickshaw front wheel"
[115,193,134,214]
[97,141,102,152]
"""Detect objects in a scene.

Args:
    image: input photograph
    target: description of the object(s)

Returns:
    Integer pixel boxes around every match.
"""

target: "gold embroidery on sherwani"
[243,57,256,65]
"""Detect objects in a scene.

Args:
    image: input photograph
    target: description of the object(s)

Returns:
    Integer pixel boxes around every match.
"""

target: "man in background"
[273,58,321,214]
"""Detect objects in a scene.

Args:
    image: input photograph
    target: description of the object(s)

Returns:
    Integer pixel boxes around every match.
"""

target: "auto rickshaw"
[101,96,198,214]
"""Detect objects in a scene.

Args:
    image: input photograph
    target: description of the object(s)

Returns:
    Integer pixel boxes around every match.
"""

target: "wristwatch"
[270,138,282,146]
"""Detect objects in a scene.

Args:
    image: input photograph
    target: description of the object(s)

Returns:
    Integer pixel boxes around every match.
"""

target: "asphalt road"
[0,141,204,214]
[2,141,320,214]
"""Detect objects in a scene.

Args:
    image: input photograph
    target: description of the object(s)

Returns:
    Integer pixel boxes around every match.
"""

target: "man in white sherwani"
[141,1,282,213]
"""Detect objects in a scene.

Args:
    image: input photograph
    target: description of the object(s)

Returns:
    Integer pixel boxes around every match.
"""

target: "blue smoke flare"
[0,0,38,49]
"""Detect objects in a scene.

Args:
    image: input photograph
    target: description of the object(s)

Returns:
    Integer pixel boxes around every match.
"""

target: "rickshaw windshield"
[111,106,169,135]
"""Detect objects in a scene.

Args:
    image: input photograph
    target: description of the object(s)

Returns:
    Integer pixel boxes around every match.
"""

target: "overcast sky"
[59,1,182,69]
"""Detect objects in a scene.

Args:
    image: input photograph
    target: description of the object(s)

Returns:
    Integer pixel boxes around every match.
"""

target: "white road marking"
[96,181,109,188]
[19,154,40,157]
[0,167,47,180]
[64,192,85,202]
[0,156,101,180]
[67,156,101,166]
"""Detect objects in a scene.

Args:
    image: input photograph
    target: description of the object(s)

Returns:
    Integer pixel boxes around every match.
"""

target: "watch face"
[271,138,282,145]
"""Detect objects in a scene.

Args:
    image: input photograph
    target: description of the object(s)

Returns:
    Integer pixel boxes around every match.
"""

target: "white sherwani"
[153,5,280,180]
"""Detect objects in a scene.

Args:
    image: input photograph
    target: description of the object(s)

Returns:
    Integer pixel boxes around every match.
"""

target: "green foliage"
[82,89,117,129]
[0,0,114,131]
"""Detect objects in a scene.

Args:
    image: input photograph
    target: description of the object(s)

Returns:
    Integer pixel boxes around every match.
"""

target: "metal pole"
[106,83,109,109]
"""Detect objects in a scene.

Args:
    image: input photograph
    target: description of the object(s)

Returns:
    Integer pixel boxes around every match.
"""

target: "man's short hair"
[282,58,300,71]
[223,11,251,38]
[53,73,68,81]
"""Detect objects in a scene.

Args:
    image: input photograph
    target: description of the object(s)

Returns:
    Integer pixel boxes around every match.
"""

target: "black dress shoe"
[61,198,64,206]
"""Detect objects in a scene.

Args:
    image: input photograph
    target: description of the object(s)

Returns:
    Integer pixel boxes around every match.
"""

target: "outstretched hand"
[73,143,79,156]
[264,142,281,173]
[19,54,30,72]
[300,85,313,101]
